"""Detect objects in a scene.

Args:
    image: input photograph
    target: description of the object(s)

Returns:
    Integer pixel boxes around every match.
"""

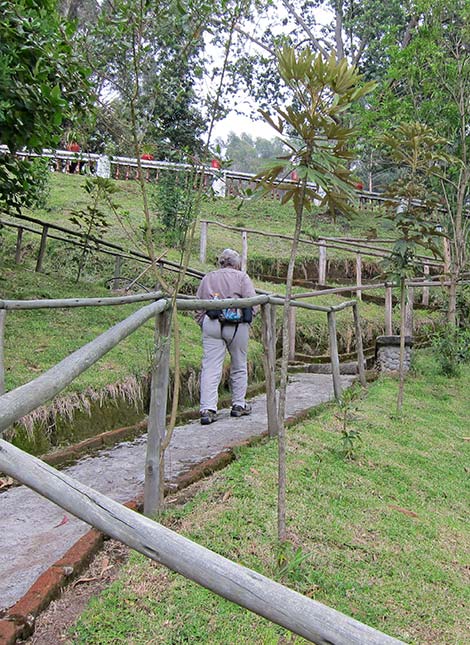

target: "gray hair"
[218,248,241,269]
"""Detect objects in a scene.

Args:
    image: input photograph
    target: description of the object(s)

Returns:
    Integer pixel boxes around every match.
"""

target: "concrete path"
[0,372,354,611]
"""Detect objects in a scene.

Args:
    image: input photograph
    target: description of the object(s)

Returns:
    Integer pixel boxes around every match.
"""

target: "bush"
[431,324,470,377]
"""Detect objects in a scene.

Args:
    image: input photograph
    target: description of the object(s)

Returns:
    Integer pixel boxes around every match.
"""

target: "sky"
[205,4,333,143]
[211,111,279,142]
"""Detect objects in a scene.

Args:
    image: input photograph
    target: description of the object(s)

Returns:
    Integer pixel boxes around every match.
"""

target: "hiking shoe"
[200,409,217,425]
[230,403,252,418]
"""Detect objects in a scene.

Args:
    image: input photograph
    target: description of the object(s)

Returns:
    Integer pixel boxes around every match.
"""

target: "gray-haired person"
[196,249,257,425]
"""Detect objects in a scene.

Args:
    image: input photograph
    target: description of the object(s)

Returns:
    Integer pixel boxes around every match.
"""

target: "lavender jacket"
[195,267,257,326]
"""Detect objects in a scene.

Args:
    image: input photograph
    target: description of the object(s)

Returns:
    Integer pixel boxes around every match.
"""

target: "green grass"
[19,172,397,269]
[70,353,470,644]
[0,172,442,450]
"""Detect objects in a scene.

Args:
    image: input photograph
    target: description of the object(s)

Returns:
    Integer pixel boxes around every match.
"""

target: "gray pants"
[200,316,250,412]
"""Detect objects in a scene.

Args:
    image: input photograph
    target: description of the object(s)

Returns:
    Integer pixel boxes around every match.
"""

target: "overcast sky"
[206,5,333,143]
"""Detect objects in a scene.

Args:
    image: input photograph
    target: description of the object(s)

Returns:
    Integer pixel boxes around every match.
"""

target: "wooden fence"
[0,211,205,285]
[5,146,416,210]
[0,207,456,368]
[199,219,445,297]
[0,291,407,645]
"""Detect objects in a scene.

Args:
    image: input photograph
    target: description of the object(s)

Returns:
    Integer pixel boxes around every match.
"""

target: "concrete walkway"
[0,372,354,612]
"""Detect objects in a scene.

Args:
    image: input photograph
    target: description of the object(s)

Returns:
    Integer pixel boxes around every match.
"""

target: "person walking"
[196,248,257,425]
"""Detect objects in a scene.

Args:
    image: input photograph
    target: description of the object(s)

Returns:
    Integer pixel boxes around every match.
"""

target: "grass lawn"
[69,352,470,644]
[0,172,443,452]
[17,172,416,271]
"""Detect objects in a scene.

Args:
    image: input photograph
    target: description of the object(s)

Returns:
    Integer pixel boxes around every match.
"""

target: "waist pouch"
[206,307,252,324]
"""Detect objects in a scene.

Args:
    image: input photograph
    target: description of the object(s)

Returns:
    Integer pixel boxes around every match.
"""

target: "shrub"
[431,324,470,377]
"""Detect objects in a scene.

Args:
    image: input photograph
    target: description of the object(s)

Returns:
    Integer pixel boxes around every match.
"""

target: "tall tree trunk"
[397,278,406,413]
[277,179,307,542]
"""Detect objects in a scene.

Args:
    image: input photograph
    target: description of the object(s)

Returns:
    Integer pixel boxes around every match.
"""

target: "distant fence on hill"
[2,145,417,209]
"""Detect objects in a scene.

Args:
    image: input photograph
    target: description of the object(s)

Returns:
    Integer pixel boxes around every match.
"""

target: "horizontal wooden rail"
[0,440,404,645]
[3,213,205,280]
[201,219,442,268]
[268,296,332,313]
[0,298,169,434]
[330,300,357,313]
[176,294,269,311]
[0,291,164,310]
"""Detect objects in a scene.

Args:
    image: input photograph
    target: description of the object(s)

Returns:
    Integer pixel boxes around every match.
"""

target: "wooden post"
[356,253,362,300]
[327,311,342,399]
[385,285,393,335]
[318,239,327,286]
[15,227,24,264]
[35,225,49,273]
[200,221,208,264]
[261,303,278,438]
[443,236,451,275]
[352,303,367,387]
[241,230,248,272]
[422,264,430,306]
[405,286,414,337]
[112,255,123,290]
[288,305,296,361]
[144,308,171,516]
[0,310,5,396]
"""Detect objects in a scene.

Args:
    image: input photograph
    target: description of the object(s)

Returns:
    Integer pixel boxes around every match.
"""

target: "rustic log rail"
[199,219,443,271]
[0,289,405,644]
[0,212,205,282]
[0,439,403,645]
[0,291,365,490]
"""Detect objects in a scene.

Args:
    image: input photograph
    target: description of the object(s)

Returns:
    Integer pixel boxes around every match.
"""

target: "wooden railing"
[0,208,454,358]
[3,145,421,210]
[199,219,447,308]
[0,291,406,645]
[0,211,205,284]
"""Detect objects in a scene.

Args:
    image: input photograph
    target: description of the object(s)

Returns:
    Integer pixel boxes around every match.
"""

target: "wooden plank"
[0,439,404,645]
[0,291,164,310]
[200,220,208,264]
[261,303,278,438]
[15,227,24,264]
[144,309,171,516]
[385,286,393,335]
[177,295,269,311]
[327,311,342,399]
[353,303,367,387]
[268,296,331,313]
[35,225,49,272]
[241,230,248,272]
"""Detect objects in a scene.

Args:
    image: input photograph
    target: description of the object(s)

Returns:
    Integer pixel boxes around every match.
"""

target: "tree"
[80,0,212,158]
[0,0,90,212]
[380,123,449,412]
[369,0,470,324]
[215,0,412,116]
[256,46,375,540]
[218,132,289,173]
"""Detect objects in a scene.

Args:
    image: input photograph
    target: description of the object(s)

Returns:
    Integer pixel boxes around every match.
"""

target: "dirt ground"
[21,479,207,644]
[21,539,130,645]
